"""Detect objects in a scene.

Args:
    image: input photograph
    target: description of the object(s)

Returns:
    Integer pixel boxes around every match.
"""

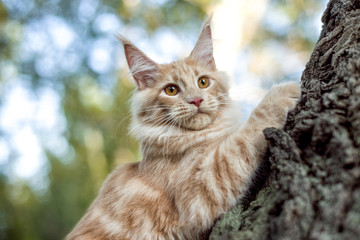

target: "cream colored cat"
[67,19,300,240]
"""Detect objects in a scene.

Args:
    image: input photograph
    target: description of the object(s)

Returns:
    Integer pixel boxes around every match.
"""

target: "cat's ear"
[189,17,216,70]
[117,36,159,89]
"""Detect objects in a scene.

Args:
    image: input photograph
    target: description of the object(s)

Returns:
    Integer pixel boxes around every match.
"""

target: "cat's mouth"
[179,109,214,131]
[195,108,203,114]
[188,107,206,118]
[169,102,218,131]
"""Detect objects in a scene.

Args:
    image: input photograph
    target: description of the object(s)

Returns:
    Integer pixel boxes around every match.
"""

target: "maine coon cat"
[67,18,301,240]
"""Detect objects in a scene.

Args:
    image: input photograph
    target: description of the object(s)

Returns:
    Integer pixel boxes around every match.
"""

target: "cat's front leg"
[249,82,300,130]
[210,83,300,206]
[237,82,301,161]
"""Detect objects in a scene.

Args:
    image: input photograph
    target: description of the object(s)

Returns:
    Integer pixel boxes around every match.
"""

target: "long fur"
[67,20,300,240]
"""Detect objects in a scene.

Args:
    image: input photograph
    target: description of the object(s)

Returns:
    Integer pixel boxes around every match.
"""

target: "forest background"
[0,0,327,239]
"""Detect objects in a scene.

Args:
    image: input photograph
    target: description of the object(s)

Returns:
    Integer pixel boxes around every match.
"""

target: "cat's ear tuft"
[189,17,216,71]
[117,35,159,89]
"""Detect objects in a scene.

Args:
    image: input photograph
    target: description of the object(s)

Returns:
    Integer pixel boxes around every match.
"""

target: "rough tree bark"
[209,0,360,239]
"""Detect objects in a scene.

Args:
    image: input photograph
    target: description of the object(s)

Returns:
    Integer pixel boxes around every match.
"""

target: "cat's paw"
[265,82,301,111]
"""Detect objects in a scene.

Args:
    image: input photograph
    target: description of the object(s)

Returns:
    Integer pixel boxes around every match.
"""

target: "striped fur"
[67,20,301,240]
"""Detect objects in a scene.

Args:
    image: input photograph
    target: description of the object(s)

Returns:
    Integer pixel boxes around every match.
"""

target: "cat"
[67,18,301,240]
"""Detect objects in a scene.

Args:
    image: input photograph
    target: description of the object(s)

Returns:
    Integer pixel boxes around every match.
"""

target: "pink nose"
[189,98,204,107]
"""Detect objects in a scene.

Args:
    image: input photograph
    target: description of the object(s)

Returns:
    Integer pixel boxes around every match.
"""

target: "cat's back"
[66,162,140,240]
[66,161,179,240]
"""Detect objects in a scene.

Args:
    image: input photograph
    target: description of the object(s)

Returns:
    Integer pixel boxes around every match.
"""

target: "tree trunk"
[209,0,360,239]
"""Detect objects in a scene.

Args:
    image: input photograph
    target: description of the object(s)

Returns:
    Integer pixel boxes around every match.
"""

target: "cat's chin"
[180,113,214,131]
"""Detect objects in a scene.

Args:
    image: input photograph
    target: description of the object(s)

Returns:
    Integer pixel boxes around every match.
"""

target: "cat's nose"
[189,98,204,107]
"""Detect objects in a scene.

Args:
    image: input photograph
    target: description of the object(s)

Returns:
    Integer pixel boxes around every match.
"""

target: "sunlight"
[0,139,10,164]
[0,83,66,184]
[12,126,43,178]
[47,16,76,50]
[89,38,113,74]
[212,0,269,74]
[93,13,122,34]
[78,0,99,22]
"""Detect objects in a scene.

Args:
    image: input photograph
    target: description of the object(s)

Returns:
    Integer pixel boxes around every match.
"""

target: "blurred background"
[0,0,327,239]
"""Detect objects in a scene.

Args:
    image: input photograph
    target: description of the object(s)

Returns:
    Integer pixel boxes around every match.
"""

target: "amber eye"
[164,85,179,96]
[198,76,209,88]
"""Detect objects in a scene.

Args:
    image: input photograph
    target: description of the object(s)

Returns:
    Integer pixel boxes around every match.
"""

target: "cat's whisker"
[114,112,133,135]
[163,117,179,158]
[134,112,173,126]
[129,114,174,140]
[134,108,170,116]
[136,105,170,111]
[140,115,177,155]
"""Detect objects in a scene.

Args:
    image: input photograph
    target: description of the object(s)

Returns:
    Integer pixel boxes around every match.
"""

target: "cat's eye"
[198,76,210,88]
[164,85,179,96]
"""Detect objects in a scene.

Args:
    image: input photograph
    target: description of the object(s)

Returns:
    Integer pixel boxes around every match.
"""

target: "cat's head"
[120,19,230,133]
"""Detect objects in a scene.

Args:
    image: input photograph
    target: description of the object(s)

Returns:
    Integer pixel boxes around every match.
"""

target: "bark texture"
[209,0,360,239]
